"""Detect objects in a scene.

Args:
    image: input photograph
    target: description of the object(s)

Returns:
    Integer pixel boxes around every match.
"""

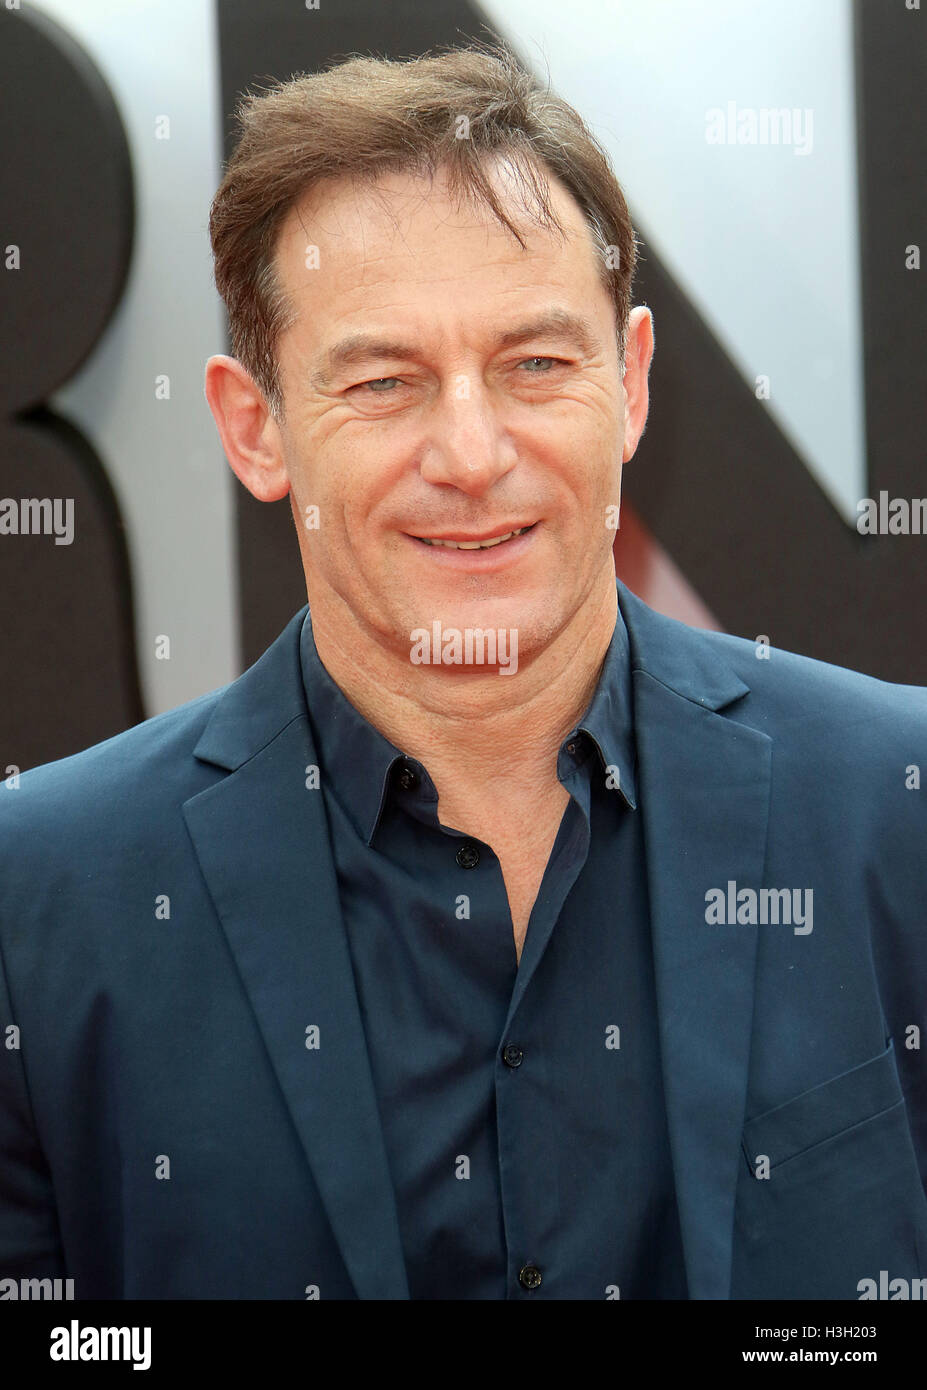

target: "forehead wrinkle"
[309,222,590,302]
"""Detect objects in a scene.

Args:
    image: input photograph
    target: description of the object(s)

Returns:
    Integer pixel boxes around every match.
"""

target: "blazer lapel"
[617,582,771,1299]
[182,608,409,1300]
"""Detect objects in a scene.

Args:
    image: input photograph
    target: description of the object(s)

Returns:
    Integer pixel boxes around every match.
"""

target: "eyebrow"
[309,309,599,389]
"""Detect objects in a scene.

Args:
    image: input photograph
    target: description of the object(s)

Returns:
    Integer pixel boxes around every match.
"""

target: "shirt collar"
[299,614,405,845]
[298,590,637,845]
[558,601,638,811]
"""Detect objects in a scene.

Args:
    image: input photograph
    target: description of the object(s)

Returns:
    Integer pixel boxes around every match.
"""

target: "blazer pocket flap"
[743,1039,903,1170]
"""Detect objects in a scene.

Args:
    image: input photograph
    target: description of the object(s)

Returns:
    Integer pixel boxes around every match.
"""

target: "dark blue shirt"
[299,598,688,1299]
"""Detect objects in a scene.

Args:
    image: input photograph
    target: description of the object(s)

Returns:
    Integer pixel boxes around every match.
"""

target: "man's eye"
[355,377,400,393]
[518,356,561,372]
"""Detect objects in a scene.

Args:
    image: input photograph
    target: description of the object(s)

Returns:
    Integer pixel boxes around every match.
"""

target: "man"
[1,44,925,1302]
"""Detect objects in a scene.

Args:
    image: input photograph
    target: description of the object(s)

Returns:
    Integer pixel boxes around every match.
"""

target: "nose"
[419,377,518,496]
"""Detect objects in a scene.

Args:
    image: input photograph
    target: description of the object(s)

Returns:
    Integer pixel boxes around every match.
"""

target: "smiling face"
[263,158,648,670]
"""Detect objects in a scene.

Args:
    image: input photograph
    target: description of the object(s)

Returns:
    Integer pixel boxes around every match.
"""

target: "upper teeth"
[418,526,531,549]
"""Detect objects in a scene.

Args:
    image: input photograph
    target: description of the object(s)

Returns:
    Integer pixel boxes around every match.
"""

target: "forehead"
[273,158,605,320]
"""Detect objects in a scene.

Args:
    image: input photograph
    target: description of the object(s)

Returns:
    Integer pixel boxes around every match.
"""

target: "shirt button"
[519,1265,542,1290]
[565,741,577,755]
[396,764,417,791]
[455,842,480,869]
[502,1042,524,1068]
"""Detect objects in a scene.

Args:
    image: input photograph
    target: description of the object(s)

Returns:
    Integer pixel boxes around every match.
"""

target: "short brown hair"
[209,41,638,419]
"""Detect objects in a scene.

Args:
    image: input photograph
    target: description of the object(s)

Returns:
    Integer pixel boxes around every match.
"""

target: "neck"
[307,575,619,801]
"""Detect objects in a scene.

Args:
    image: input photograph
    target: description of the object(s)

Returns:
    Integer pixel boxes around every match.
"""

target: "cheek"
[284,429,393,562]
[296,439,364,521]
[326,478,405,564]
[558,448,619,508]
[551,404,621,472]
[341,440,416,520]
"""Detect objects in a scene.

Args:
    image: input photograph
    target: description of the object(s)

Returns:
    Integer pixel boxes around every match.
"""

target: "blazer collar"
[187,580,769,1300]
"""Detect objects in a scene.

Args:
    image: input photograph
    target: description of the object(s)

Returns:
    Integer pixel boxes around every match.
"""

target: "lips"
[412,523,536,550]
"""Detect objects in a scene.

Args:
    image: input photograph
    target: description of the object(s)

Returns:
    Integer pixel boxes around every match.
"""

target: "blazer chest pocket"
[741,1038,904,1175]
[732,1038,927,1298]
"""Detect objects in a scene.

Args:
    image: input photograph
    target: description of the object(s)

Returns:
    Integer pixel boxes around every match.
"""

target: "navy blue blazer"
[1,581,926,1300]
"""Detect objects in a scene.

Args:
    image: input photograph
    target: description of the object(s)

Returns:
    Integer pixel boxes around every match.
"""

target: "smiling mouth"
[412,524,536,550]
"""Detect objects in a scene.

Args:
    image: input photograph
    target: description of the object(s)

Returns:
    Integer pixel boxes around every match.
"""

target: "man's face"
[271,159,641,667]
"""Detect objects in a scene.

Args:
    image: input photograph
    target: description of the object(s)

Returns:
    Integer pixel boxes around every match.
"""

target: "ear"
[204,355,290,502]
[621,306,655,463]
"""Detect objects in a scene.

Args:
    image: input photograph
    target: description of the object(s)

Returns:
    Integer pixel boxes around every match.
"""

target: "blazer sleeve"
[0,931,65,1280]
